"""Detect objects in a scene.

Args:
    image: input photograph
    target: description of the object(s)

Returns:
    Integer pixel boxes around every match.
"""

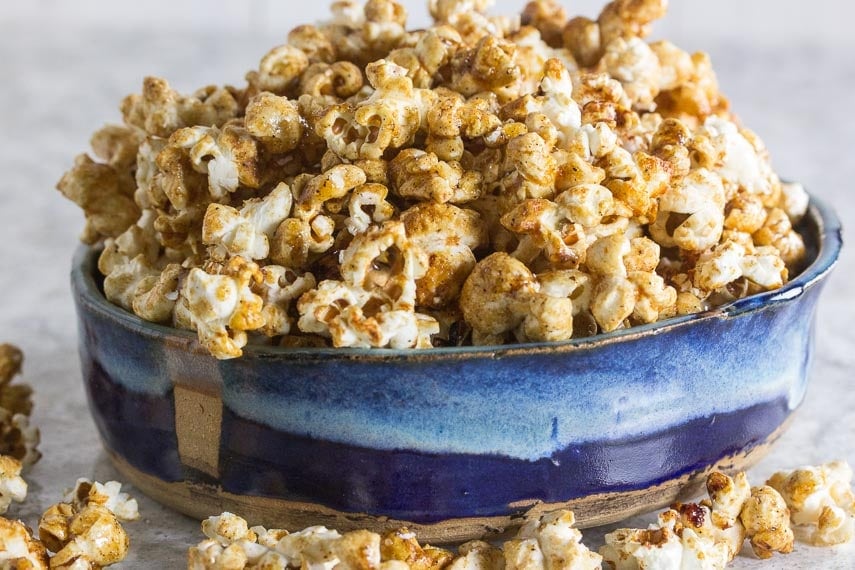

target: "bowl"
[71,194,842,543]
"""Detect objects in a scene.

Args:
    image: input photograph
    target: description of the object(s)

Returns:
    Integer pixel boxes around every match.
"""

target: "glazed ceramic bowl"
[71,195,841,543]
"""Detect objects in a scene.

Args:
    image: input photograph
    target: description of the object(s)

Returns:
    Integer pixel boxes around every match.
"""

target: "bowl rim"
[72,193,843,361]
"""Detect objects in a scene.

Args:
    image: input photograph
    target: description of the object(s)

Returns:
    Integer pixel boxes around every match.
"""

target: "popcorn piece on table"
[190,508,604,570]
[0,409,41,470]
[64,479,140,523]
[0,517,49,570]
[0,455,27,516]
[767,460,855,546]
[738,485,794,559]
[600,507,730,570]
[448,540,503,570]
[381,527,454,570]
[0,344,32,418]
[504,510,602,570]
[38,480,138,569]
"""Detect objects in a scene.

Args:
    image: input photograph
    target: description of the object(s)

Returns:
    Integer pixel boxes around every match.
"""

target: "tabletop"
[0,2,853,568]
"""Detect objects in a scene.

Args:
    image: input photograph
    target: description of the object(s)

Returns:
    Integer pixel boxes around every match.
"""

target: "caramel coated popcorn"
[188,509,599,570]
[767,460,855,546]
[59,0,808,358]
[37,480,139,569]
[601,470,796,569]
[0,344,40,469]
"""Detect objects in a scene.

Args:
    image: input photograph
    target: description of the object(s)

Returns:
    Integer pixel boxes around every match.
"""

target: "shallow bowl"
[71,195,841,543]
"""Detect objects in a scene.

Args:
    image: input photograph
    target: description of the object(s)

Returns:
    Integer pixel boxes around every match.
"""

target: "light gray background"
[1,1,854,568]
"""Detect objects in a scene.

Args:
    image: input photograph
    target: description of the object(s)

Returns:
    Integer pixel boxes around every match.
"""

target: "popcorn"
[381,528,454,570]
[780,181,809,224]
[401,203,487,308]
[188,508,605,570]
[63,480,140,523]
[520,0,567,48]
[0,410,41,469]
[448,541,504,570]
[298,222,439,348]
[459,252,538,343]
[40,504,130,569]
[245,93,305,154]
[0,517,49,570]
[247,45,310,95]
[649,168,725,252]
[176,257,266,359]
[38,480,139,569]
[0,456,27,516]
[169,123,262,201]
[0,344,32,418]
[60,0,807,358]
[599,37,661,110]
[201,512,258,546]
[0,345,23,389]
[203,182,294,260]
[739,485,795,559]
[767,461,855,546]
[391,149,483,204]
[505,510,602,570]
[121,77,239,138]
[56,154,140,244]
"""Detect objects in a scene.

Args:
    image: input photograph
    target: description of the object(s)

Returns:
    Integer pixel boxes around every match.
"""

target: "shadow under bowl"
[71,195,842,543]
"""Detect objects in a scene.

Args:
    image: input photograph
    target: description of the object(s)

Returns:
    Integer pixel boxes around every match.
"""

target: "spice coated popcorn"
[767,461,855,546]
[188,509,600,570]
[0,344,40,470]
[600,470,802,570]
[0,517,50,570]
[37,479,138,569]
[59,0,809,359]
[0,455,27,516]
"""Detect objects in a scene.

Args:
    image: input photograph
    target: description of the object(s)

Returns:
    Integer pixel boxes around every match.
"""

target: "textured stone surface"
[0,18,853,570]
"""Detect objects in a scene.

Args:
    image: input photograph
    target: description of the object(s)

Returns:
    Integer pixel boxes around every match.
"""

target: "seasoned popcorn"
[60,0,809,358]
[504,510,602,570]
[0,410,41,470]
[767,460,855,546]
[0,517,49,570]
[0,456,27,516]
[189,510,602,570]
[38,481,139,569]
[41,504,130,569]
[739,485,794,559]
[63,480,140,523]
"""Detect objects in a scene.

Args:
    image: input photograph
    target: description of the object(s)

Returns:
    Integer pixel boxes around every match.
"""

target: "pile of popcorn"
[0,478,140,569]
[187,463,855,570]
[58,0,809,358]
[0,344,139,569]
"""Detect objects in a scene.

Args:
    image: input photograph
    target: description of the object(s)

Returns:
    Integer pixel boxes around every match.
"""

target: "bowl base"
[107,419,787,544]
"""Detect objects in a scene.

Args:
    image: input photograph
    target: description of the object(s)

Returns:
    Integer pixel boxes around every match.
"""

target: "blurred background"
[0,1,853,566]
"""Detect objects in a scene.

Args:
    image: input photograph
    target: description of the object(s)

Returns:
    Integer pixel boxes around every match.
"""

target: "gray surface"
[0,8,854,570]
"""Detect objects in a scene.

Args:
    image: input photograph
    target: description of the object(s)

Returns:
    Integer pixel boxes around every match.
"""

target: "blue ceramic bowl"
[71,195,841,543]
